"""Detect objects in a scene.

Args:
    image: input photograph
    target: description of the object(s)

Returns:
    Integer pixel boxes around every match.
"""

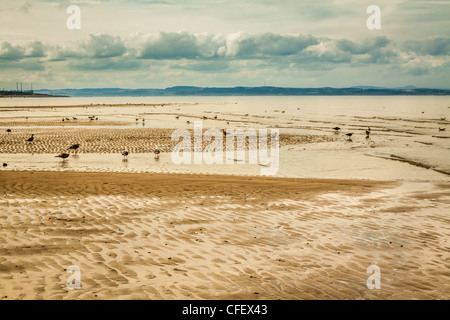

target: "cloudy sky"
[0,0,449,89]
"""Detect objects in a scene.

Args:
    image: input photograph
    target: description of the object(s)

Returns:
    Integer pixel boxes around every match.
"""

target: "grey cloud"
[336,37,398,64]
[403,37,450,56]
[0,42,26,60]
[139,32,215,59]
[53,34,127,60]
[337,37,390,55]
[27,41,46,58]
[234,33,318,58]
[83,34,127,58]
[138,32,318,60]
[0,41,47,61]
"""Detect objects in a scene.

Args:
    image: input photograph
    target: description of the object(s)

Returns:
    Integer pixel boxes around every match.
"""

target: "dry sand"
[1,170,449,300]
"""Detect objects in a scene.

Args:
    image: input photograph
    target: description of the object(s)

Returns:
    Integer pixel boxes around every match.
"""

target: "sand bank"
[1,171,449,299]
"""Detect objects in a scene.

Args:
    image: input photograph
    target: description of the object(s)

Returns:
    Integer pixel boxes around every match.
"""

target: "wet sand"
[1,98,449,300]
[1,171,449,300]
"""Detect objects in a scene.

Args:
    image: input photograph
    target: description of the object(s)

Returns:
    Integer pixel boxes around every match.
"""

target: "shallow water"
[1,96,449,181]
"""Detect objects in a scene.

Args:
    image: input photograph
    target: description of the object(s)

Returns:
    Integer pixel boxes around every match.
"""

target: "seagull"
[73,117,78,120]
[2,163,7,167]
[186,120,190,124]
[439,128,446,132]
[55,153,70,161]
[154,147,160,159]
[26,134,34,142]
[345,133,353,140]
[122,150,129,160]
[440,117,446,121]
[226,121,230,125]
[67,144,80,153]
[175,115,179,119]
[6,129,11,133]
[214,115,217,119]
[332,127,341,131]
[203,116,207,120]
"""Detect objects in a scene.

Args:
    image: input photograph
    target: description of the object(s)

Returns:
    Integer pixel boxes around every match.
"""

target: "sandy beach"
[1,171,449,300]
[1,97,449,300]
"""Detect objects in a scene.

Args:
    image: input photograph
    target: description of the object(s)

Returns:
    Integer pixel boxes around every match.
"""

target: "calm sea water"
[1,95,449,118]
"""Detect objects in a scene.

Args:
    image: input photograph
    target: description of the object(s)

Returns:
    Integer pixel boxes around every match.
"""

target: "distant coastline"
[32,86,450,97]
[0,91,68,98]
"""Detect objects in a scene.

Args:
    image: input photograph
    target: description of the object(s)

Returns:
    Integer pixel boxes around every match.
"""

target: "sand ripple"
[1,171,449,299]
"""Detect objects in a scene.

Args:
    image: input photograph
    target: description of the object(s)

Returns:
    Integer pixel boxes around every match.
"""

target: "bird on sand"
[2,163,7,167]
[345,133,353,140]
[122,150,129,159]
[439,128,446,132]
[332,127,341,131]
[67,144,80,153]
[6,129,11,133]
[26,134,34,142]
[154,147,160,159]
[55,153,70,161]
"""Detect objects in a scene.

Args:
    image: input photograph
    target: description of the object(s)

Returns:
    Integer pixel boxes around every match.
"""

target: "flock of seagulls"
[2,132,162,164]
[332,127,372,141]
[2,108,448,168]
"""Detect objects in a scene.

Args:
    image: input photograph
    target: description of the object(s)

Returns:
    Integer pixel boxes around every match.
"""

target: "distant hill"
[34,86,450,97]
